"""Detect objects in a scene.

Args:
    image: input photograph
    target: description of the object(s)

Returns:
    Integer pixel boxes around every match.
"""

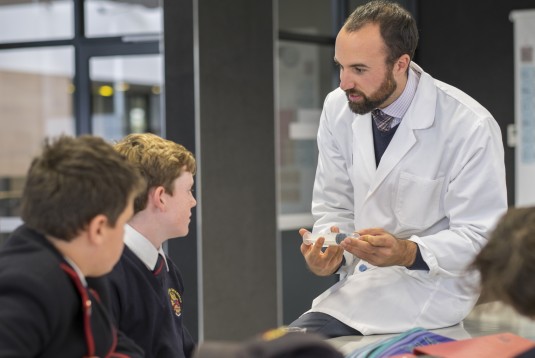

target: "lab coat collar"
[403,62,437,131]
[355,62,438,197]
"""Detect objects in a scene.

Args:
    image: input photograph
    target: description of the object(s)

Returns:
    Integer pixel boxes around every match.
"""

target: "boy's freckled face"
[162,171,196,238]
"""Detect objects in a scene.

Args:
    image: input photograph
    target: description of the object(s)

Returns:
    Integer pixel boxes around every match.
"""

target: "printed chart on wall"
[511,9,535,206]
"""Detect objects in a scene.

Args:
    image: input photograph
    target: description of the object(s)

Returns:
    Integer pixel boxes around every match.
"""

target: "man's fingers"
[313,236,325,251]
[300,243,308,255]
[358,228,385,236]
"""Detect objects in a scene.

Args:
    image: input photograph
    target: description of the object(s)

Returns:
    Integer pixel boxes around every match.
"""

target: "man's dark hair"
[344,0,419,66]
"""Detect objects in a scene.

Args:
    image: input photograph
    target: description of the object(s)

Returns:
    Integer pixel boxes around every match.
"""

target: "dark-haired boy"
[0,135,144,357]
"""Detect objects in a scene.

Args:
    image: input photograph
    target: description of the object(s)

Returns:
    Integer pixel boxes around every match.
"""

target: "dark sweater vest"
[372,119,399,166]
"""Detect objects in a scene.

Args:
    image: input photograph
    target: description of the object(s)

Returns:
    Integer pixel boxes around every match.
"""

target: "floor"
[329,301,535,356]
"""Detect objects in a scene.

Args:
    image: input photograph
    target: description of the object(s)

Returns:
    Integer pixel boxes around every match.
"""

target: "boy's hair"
[344,0,418,66]
[471,207,535,317]
[113,133,196,213]
[20,135,144,241]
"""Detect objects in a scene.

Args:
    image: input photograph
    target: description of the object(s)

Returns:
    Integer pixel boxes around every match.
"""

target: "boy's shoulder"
[109,246,150,279]
[0,225,66,281]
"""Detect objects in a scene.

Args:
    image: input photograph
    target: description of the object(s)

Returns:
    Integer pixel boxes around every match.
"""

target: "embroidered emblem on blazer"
[168,288,182,317]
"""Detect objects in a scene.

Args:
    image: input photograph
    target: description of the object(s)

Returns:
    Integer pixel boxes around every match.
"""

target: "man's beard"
[346,69,397,115]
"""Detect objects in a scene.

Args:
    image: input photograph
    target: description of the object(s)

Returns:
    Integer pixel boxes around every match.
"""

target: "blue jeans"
[288,312,362,338]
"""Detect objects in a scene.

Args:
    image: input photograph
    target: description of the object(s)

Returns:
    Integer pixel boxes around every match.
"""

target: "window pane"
[277,41,337,222]
[278,0,334,37]
[0,0,73,43]
[90,54,163,141]
[85,0,162,38]
[0,47,74,243]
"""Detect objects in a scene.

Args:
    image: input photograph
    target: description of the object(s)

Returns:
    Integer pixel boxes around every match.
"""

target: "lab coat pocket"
[395,172,444,229]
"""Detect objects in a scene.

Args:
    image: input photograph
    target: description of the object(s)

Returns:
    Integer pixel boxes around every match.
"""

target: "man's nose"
[339,70,354,91]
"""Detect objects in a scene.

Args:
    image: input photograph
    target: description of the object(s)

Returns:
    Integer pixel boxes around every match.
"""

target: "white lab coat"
[308,63,507,335]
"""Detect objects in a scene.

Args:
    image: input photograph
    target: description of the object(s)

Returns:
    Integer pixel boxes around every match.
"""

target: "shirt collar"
[124,224,168,272]
[63,256,87,287]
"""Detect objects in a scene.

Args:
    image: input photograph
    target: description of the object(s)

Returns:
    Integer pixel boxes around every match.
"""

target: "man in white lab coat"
[289,0,508,337]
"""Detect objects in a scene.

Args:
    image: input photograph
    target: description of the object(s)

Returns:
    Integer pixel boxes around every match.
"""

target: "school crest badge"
[168,288,182,317]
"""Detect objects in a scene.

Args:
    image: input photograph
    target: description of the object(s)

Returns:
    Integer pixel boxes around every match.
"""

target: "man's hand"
[339,228,416,267]
[299,227,344,276]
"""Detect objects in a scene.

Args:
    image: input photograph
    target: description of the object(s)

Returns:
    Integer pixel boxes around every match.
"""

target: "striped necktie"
[153,254,165,276]
[153,254,166,287]
[372,109,395,132]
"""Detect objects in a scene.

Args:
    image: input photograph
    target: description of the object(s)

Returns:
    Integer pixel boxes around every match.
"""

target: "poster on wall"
[511,9,535,206]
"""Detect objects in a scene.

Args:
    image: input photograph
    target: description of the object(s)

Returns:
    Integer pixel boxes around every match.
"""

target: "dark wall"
[164,0,277,342]
[197,0,278,341]
[163,0,198,341]
[416,0,535,206]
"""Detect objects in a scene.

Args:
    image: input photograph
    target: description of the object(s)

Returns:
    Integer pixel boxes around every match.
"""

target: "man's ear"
[148,186,166,211]
[395,54,410,74]
[87,214,108,245]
